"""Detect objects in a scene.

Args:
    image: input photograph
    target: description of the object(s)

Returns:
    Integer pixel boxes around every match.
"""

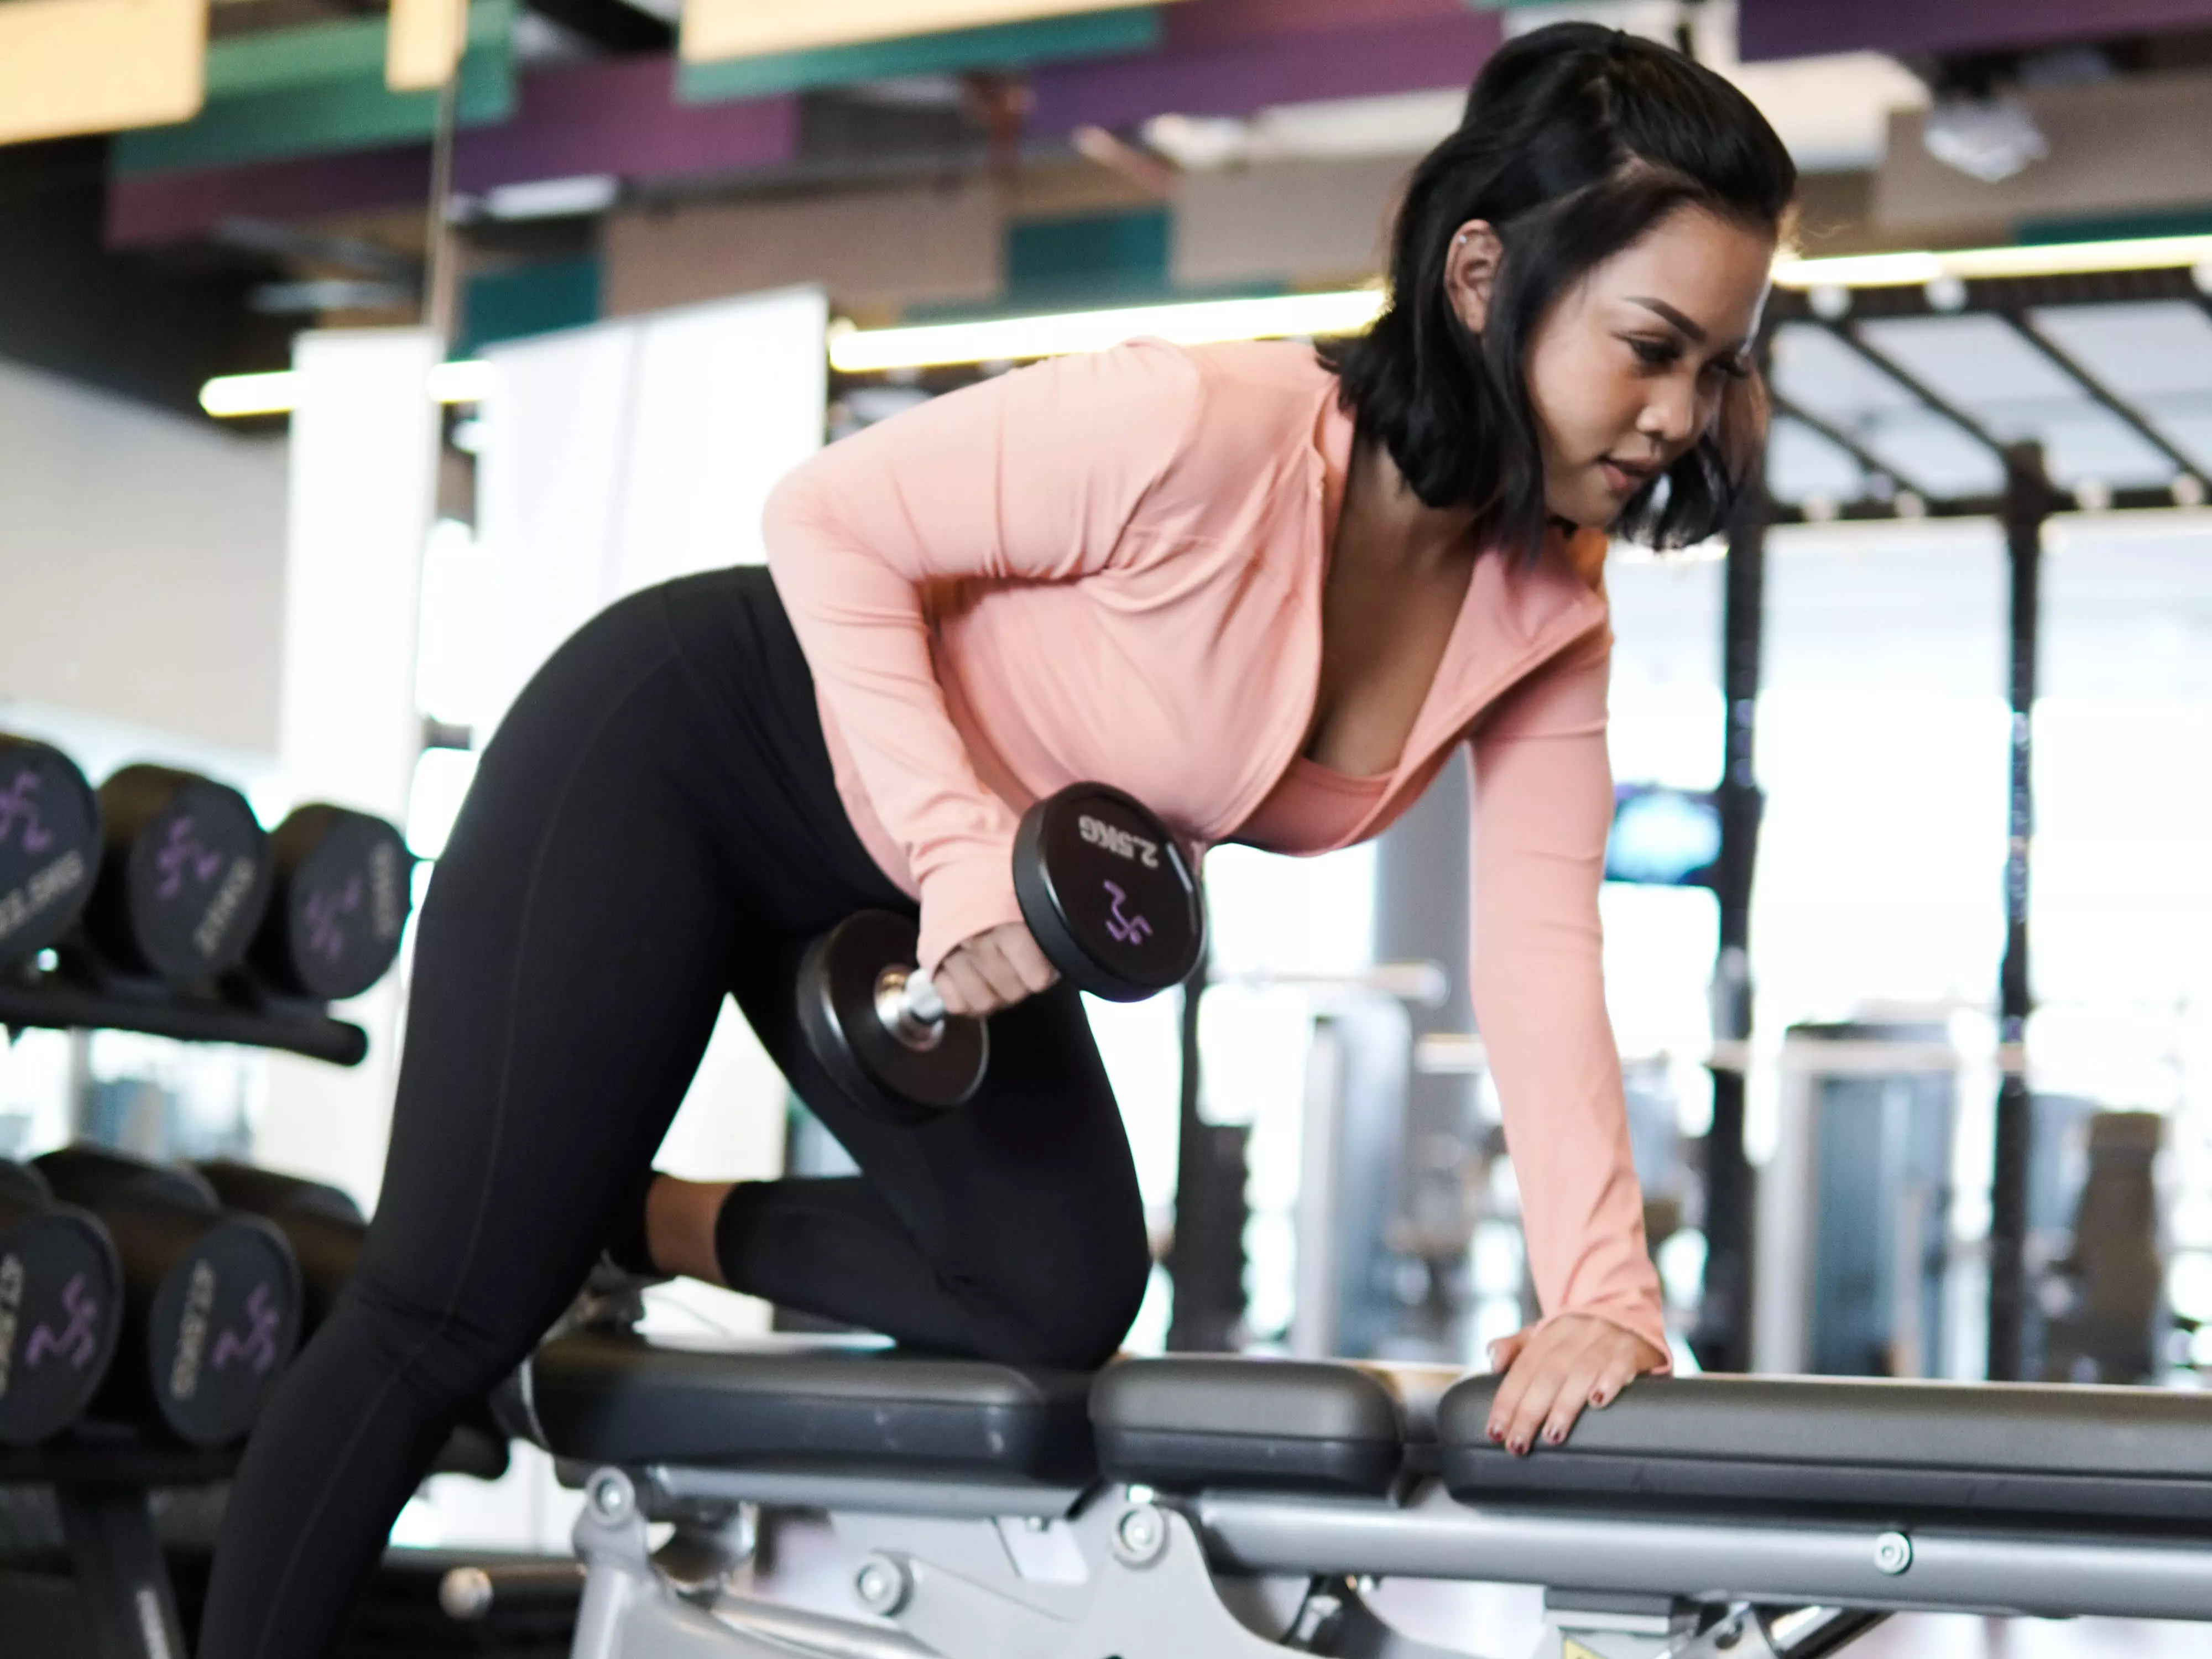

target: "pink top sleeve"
[761,340,1203,973]
[1468,625,1670,1361]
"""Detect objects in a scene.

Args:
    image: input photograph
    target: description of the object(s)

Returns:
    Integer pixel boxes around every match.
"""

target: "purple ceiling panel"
[107,55,798,248]
[1740,0,2212,62]
[1163,0,1483,49]
[107,145,435,248]
[1029,10,1500,136]
[452,55,796,192]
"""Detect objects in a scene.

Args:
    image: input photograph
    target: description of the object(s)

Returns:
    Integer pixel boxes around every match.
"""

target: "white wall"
[0,356,288,754]
[256,331,445,1211]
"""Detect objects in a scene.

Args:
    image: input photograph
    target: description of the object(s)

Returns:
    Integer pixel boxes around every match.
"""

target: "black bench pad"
[1442,1374,2212,1522]
[1093,1357,1447,1496]
[526,1332,1095,1484]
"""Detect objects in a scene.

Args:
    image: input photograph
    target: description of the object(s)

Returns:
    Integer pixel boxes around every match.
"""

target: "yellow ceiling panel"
[387,0,471,92]
[0,0,207,146]
[680,0,1175,65]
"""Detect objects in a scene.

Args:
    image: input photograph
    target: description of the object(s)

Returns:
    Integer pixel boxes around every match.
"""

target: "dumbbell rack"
[0,961,368,1066]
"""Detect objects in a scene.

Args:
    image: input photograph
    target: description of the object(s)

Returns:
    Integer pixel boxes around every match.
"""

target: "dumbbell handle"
[876,966,949,1048]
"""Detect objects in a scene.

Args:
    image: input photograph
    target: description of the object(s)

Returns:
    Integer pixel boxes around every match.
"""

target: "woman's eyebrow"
[1626,296,1705,342]
[1627,295,1751,358]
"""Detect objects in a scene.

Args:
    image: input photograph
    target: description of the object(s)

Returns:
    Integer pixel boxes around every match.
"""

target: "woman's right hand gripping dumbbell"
[927,921,1060,1019]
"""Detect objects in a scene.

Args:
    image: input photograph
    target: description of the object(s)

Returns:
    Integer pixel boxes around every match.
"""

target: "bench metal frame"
[553,1447,2212,1659]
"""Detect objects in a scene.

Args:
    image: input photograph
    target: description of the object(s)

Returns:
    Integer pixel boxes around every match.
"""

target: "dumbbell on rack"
[0,1158,124,1447]
[797,783,1204,1120]
[76,765,273,988]
[34,1146,302,1447]
[193,1161,366,1339]
[0,734,102,974]
[246,805,415,1005]
[192,1160,513,1479]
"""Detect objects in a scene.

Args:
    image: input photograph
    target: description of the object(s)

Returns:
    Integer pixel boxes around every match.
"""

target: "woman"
[200,23,1793,1656]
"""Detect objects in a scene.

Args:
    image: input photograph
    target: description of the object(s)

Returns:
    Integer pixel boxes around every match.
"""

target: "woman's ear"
[1444,220,1504,335]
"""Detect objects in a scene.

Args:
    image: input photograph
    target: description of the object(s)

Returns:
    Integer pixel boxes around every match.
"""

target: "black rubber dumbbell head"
[0,1159,126,1446]
[0,734,102,971]
[83,765,273,984]
[797,910,988,1121]
[248,805,415,1001]
[35,1146,302,1446]
[1013,782,1204,1001]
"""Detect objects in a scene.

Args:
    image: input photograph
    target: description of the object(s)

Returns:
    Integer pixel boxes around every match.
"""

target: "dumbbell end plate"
[797,912,988,1118]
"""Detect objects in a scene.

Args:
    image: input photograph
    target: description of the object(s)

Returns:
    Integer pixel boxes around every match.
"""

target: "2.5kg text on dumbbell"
[1077,813,1160,869]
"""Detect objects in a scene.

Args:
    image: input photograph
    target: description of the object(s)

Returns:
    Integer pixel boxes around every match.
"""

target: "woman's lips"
[1599,457,1657,495]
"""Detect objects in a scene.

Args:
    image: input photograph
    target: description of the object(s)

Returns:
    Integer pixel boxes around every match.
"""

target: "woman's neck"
[1339,439,1481,573]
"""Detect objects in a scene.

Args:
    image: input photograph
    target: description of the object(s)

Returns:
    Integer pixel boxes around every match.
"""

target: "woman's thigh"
[357,588,752,1347]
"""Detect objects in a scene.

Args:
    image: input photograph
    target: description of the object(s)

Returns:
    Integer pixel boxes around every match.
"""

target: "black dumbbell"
[797,783,1204,1118]
[80,765,274,985]
[0,734,102,973]
[247,806,416,1003]
[194,1161,365,1338]
[0,1157,125,1447]
[34,1146,302,1447]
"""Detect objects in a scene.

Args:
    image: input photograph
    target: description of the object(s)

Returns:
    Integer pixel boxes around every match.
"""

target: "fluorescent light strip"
[200,370,299,418]
[1775,232,2212,290]
[199,360,496,419]
[203,231,2212,412]
[828,289,1387,373]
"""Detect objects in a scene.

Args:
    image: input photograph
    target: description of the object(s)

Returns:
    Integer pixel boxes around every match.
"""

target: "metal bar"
[55,1486,187,1659]
[1986,444,2053,1383]
[1819,322,2009,461]
[1769,394,1903,489]
[1693,430,1768,1375]
[1997,312,2203,481]
[1196,1487,2212,1623]
[643,1465,1084,1520]
[1766,483,2181,524]
[0,976,368,1066]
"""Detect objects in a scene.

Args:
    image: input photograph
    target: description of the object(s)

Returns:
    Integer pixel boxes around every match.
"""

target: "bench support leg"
[571,1469,789,1659]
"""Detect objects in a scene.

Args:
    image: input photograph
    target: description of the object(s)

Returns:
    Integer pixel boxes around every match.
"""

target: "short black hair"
[1321,23,1797,557]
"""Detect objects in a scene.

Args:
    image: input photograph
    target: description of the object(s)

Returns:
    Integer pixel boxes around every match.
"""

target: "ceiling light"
[200,359,495,419]
[828,289,1386,373]
[482,174,620,221]
[199,371,299,418]
[1774,233,2212,290]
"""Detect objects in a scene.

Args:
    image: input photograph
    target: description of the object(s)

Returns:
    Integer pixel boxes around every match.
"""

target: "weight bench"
[507,1327,2212,1659]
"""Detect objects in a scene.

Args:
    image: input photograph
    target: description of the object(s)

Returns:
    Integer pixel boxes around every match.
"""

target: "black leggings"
[197,568,1150,1659]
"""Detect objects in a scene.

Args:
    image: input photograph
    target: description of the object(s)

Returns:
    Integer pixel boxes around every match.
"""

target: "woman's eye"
[1705,356,1752,382]
[1627,337,1677,367]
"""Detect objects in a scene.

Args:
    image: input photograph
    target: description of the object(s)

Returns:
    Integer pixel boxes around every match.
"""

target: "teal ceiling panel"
[114,0,516,177]
[678,6,1160,105]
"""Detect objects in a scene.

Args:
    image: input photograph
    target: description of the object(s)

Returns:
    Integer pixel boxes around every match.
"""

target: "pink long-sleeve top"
[763,336,1665,1355]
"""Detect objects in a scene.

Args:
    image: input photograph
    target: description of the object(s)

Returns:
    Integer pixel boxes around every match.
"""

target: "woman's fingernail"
[1487,1423,1504,1443]
[1545,1426,1564,1444]
[1591,1390,1608,1406]
[1509,1438,1528,1457]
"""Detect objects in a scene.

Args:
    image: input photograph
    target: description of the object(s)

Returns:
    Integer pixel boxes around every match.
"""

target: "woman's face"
[1450,206,1777,530]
